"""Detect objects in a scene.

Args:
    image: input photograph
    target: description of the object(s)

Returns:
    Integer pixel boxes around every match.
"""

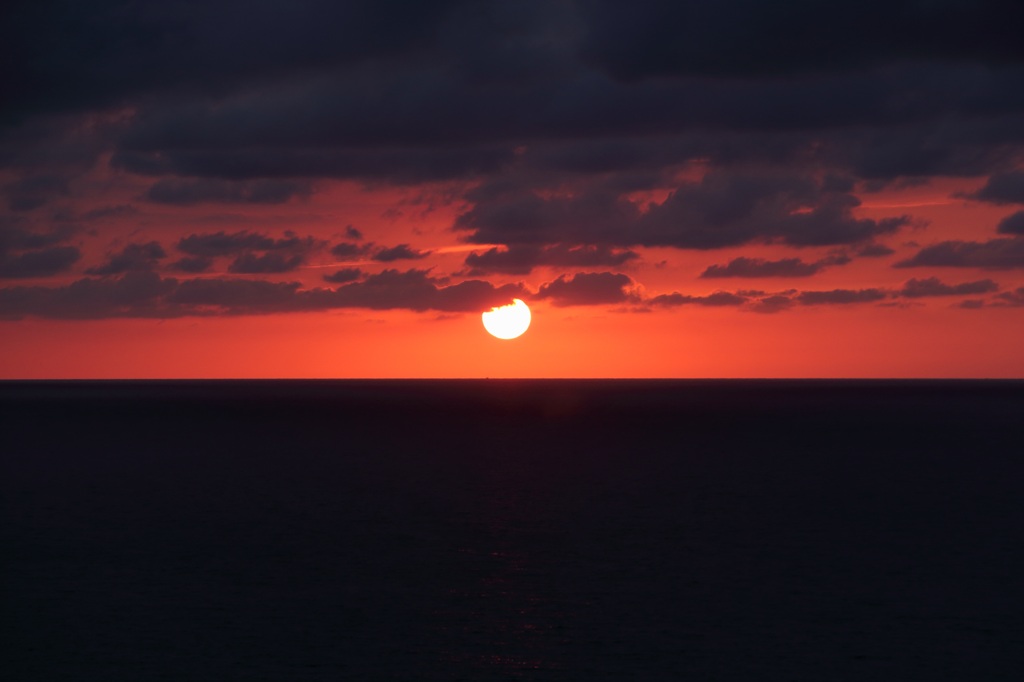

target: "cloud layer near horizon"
[0,258,1006,318]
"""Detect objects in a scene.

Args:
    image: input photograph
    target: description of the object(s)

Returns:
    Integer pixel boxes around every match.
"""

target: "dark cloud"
[178,231,319,257]
[464,243,638,275]
[4,0,1024,327]
[856,243,896,257]
[168,277,302,312]
[145,178,311,205]
[0,246,81,278]
[649,291,748,307]
[994,287,1024,306]
[100,35,1024,173]
[3,174,70,211]
[227,252,304,274]
[577,0,1024,81]
[0,224,76,252]
[1,0,469,126]
[321,269,525,313]
[330,242,373,258]
[894,238,1024,268]
[967,171,1024,204]
[55,230,319,278]
[0,268,525,319]
[0,224,81,278]
[372,244,431,262]
[457,172,909,249]
[997,210,1024,235]
[899,277,999,298]
[111,147,515,184]
[749,294,795,314]
[455,185,638,246]
[428,279,526,313]
[3,0,1023,196]
[86,241,166,275]
[796,289,887,305]
[170,256,213,273]
[701,257,825,278]
[464,245,542,275]
[535,272,636,307]
[79,204,139,221]
[323,268,362,284]
[636,173,908,248]
[0,270,176,319]
[651,287,889,310]
[92,66,1024,187]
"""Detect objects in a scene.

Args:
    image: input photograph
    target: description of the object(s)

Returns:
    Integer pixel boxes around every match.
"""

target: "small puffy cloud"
[997,210,1024,235]
[0,246,81,278]
[651,287,888,311]
[535,272,637,307]
[967,171,1024,205]
[899,277,999,298]
[797,288,887,305]
[323,267,362,283]
[649,291,748,307]
[701,256,824,278]
[993,287,1024,306]
[465,243,638,275]
[856,243,895,257]
[894,238,1024,268]
[372,244,431,262]
[145,178,312,205]
[344,225,364,240]
[331,241,374,258]
[749,294,795,314]
[86,241,166,275]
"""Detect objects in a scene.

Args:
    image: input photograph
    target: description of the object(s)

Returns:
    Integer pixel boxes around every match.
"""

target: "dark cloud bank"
[0,224,80,278]
[2,1,1024,312]
[5,1,1022,188]
[1,263,1005,319]
[0,269,526,320]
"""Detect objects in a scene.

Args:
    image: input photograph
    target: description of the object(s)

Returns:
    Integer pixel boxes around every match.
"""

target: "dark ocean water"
[2,380,1023,680]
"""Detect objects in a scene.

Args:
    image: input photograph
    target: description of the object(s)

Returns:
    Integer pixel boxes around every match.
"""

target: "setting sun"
[482,299,531,339]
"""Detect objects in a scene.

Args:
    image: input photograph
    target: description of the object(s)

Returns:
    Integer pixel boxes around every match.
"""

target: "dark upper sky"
[6,0,1023,184]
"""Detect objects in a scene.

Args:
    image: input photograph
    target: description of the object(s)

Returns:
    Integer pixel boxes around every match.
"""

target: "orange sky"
[2,175,1022,378]
[4,300,1024,378]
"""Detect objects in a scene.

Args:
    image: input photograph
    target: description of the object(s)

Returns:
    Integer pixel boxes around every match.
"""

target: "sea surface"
[2,380,1023,680]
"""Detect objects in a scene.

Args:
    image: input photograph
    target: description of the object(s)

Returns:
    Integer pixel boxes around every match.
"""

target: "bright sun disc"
[482,299,531,339]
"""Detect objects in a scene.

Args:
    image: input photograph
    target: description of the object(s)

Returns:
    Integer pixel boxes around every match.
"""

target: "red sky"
[2,1,1023,377]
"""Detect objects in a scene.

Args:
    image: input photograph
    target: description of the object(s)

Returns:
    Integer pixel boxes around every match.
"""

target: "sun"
[482,299,531,339]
